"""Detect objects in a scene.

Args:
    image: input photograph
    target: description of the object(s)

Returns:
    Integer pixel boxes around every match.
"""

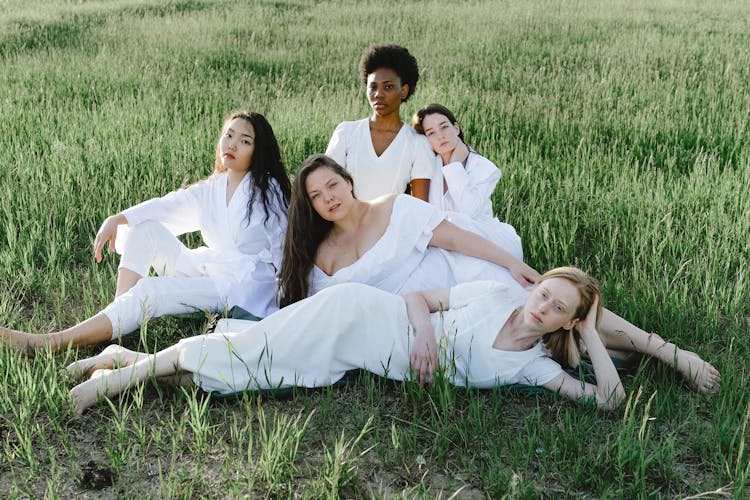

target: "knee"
[124,277,163,303]
[125,221,170,246]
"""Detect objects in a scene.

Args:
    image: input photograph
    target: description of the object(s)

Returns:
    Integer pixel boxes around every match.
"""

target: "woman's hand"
[509,261,541,288]
[576,294,600,339]
[410,328,438,386]
[448,140,469,166]
[94,213,127,263]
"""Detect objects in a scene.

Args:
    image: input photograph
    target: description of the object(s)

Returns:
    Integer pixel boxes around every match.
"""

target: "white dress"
[325,118,434,201]
[429,151,523,260]
[116,172,287,317]
[310,195,521,296]
[177,281,562,394]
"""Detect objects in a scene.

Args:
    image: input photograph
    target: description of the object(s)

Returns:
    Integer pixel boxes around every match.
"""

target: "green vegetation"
[1,0,748,496]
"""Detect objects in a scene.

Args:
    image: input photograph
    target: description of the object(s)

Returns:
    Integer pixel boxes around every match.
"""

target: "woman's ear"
[563,318,579,331]
[401,83,409,100]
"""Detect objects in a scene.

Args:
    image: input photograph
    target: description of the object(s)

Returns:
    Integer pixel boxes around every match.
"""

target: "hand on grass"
[411,329,438,386]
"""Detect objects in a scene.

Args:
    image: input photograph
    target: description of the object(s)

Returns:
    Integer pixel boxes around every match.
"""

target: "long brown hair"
[278,154,355,307]
[213,111,291,226]
[540,267,602,368]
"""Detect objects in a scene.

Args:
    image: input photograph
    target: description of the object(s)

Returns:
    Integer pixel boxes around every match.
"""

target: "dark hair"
[540,267,602,368]
[358,43,419,102]
[213,111,291,226]
[412,103,465,142]
[278,154,355,307]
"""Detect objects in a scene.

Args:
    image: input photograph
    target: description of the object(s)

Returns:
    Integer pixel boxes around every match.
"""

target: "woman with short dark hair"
[325,44,433,201]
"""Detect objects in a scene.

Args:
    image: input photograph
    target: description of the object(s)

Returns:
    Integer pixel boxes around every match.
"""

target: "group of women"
[1,44,719,414]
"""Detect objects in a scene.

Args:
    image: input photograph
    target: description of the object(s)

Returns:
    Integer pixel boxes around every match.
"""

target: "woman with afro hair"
[325,43,434,201]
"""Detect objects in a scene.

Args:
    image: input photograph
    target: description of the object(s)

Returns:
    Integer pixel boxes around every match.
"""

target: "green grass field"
[1,0,749,497]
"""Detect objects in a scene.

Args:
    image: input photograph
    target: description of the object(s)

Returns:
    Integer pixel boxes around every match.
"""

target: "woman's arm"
[429,220,540,286]
[94,213,129,262]
[410,178,430,201]
[542,296,625,409]
[442,150,501,218]
[404,288,450,385]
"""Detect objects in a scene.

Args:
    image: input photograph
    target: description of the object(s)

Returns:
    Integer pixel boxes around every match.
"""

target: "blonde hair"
[539,267,602,368]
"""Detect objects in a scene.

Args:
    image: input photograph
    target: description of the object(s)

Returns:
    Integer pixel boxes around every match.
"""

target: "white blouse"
[116,172,287,317]
[325,118,434,201]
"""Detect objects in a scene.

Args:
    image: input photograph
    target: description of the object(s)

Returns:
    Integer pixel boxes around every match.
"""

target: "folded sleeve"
[121,180,208,235]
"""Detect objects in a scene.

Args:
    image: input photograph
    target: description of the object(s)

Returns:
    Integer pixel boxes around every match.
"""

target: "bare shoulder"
[366,194,398,221]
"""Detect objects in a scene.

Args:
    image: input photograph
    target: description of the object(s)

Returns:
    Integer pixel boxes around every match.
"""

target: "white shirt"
[117,172,287,316]
[428,150,501,220]
[325,118,434,201]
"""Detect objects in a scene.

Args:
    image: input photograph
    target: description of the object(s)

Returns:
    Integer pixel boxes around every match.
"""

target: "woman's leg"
[1,222,196,352]
[597,308,720,393]
[2,276,221,352]
[69,344,183,414]
[114,221,185,297]
[1,314,113,352]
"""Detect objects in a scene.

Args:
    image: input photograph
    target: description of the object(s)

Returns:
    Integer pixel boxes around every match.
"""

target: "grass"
[1,0,749,497]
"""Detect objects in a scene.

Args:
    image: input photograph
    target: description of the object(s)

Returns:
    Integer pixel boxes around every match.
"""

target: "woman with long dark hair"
[278,154,539,307]
[2,111,291,351]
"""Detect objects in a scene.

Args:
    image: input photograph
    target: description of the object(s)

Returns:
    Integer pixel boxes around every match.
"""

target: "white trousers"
[101,221,224,339]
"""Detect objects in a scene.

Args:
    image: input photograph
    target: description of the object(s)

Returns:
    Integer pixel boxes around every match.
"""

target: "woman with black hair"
[325,43,433,201]
[2,111,291,351]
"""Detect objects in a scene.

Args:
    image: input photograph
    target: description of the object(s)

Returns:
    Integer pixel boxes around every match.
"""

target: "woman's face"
[421,113,461,157]
[366,67,407,117]
[305,167,354,221]
[523,277,581,333]
[219,118,255,173]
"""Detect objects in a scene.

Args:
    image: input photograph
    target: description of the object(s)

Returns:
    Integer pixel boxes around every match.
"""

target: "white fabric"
[177,281,562,394]
[429,151,523,260]
[102,221,226,338]
[115,172,286,317]
[310,194,521,297]
[103,275,223,339]
[325,118,434,201]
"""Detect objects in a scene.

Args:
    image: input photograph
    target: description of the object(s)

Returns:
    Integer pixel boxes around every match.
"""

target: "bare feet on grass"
[69,376,109,414]
[66,344,146,379]
[673,349,721,394]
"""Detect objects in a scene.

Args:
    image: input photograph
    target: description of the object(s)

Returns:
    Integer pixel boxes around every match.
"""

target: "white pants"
[101,221,225,339]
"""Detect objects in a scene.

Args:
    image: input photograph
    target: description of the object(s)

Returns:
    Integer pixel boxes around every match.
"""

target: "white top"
[178,280,562,394]
[116,172,287,317]
[310,194,522,297]
[428,150,501,220]
[428,151,523,260]
[325,118,434,201]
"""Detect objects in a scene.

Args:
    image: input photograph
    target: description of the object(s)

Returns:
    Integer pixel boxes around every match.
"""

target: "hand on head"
[575,293,599,334]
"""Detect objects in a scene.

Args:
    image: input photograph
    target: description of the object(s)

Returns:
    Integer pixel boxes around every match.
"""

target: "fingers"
[410,352,435,386]
[93,236,104,262]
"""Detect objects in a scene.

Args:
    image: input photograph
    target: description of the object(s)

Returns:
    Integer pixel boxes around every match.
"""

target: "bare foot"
[674,349,721,394]
[0,326,48,353]
[69,377,108,414]
[66,345,145,379]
